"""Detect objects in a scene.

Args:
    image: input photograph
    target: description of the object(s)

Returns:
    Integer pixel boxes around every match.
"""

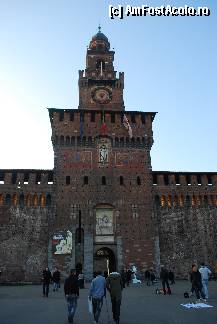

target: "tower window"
[84,176,88,185]
[66,176,70,185]
[91,112,95,122]
[70,111,74,121]
[137,176,141,186]
[59,111,64,121]
[197,174,202,185]
[164,174,169,186]
[175,174,180,185]
[111,113,115,123]
[153,174,158,185]
[186,174,191,185]
[141,114,146,124]
[120,176,124,185]
[96,60,105,70]
[35,173,41,184]
[102,176,106,185]
[6,194,11,205]
[11,171,17,184]
[131,114,136,123]
[207,175,213,185]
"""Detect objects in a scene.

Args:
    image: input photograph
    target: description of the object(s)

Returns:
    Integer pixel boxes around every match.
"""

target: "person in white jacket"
[199,262,211,299]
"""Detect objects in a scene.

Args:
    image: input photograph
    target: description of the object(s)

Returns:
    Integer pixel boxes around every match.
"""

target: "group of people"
[65,269,123,324]
[42,262,212,324]
[189,262,212,302]
[42,267,61,297]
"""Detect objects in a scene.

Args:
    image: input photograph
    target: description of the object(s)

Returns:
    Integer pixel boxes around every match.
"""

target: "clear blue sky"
[0,0,216,171]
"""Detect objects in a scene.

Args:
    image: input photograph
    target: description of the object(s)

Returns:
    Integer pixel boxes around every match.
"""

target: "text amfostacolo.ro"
[109,4,211,19]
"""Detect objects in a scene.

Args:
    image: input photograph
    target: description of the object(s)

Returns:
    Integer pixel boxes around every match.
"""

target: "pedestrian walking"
[150,269,156,285]
[160,266,171,295]
[52,267,61,291]
[64,269,79,323]
[120,269,126,288]
[42,267,52,297]
[106,271,123,324]
[145,269,151,286]
[78,272,85,289]
[89,270,106,324]
[199,262,211,299]
[126,269,132,287]
[191,264,205,302]
[168,270,175,285]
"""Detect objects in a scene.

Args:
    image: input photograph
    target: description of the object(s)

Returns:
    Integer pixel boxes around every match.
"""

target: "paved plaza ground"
[0,280,216,324]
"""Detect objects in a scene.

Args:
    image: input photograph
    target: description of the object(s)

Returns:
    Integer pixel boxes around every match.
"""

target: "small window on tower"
[102,176,106,185]
[120,176,124,185]
[66,176,70,185]
[91,112,95,122]
[111,113,115,123]
[137,176,141,186]
[84,176,88,185]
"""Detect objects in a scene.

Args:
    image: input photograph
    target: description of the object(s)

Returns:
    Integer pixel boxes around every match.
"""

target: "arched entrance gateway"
[94,247,116,274]
[93,204,117,274]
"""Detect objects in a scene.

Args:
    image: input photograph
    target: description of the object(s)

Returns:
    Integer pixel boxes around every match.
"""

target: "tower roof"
[89,27,110,51]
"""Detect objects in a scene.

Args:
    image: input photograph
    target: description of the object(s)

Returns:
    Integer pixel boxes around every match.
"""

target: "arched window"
[33,194,38,207]
[54,135,59,145]
[120,137,124,147]
[102,176,106,185]
[174,195,178,207]
[19,194,24,207]
[137,176,141,186]
[84,176,88,185]
[136,137,140,147]
[12,194,18,206]
[5,194,11,205]
[160,195,166,207]
[25,194,31,206]
[131,137,135,147]
[96,59,105,70]
[88,136,92,146]
[192,195,196,206]
[204,195,208,206]
[126,137,130,147]
[120,176,124,185]
[60,135,64,145]
[65,136,70,146]
[40,193,46,207]
[179,195,184,207]
[46,194,51,208]
[115,137,119,147]
[155,195,160,207]
[186,195,191,206]
[168,195,172,208]
[71,136,75,146]
[66,176,70,185]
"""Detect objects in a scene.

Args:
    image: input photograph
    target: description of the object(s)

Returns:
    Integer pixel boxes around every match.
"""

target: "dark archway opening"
[94,247,116,275]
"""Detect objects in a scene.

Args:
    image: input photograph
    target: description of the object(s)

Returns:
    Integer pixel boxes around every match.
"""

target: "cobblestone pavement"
[0,280,216,324]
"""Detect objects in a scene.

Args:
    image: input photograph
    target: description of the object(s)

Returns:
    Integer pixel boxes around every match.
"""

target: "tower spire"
[98,25,101,33]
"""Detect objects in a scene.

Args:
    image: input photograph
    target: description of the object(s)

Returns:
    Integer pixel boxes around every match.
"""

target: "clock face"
[92,87,112,104]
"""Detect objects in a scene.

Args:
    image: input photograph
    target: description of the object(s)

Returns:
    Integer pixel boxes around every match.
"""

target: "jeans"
[67,294,78,319]
[53,282,59,291]
[202,279,209,298]
[43,283,49,297]
[192,283,205,299]
[162,279,171,294]
[111,297,121,321]
[92,297,103,322]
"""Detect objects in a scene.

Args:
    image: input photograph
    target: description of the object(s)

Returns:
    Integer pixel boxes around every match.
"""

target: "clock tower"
[78,27,125,111]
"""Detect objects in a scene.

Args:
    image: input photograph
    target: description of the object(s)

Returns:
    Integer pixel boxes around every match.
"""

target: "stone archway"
[94,247,116,274]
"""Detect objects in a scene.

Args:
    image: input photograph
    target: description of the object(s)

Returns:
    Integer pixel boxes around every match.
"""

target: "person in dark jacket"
[190,265,205,302]
[64,269,79,323]
[52,267,61,291]
[106,272,123,324]
[42,267,52,297]
[126,269,132,287]
[160,266,171,295]
[168,270,175,285]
